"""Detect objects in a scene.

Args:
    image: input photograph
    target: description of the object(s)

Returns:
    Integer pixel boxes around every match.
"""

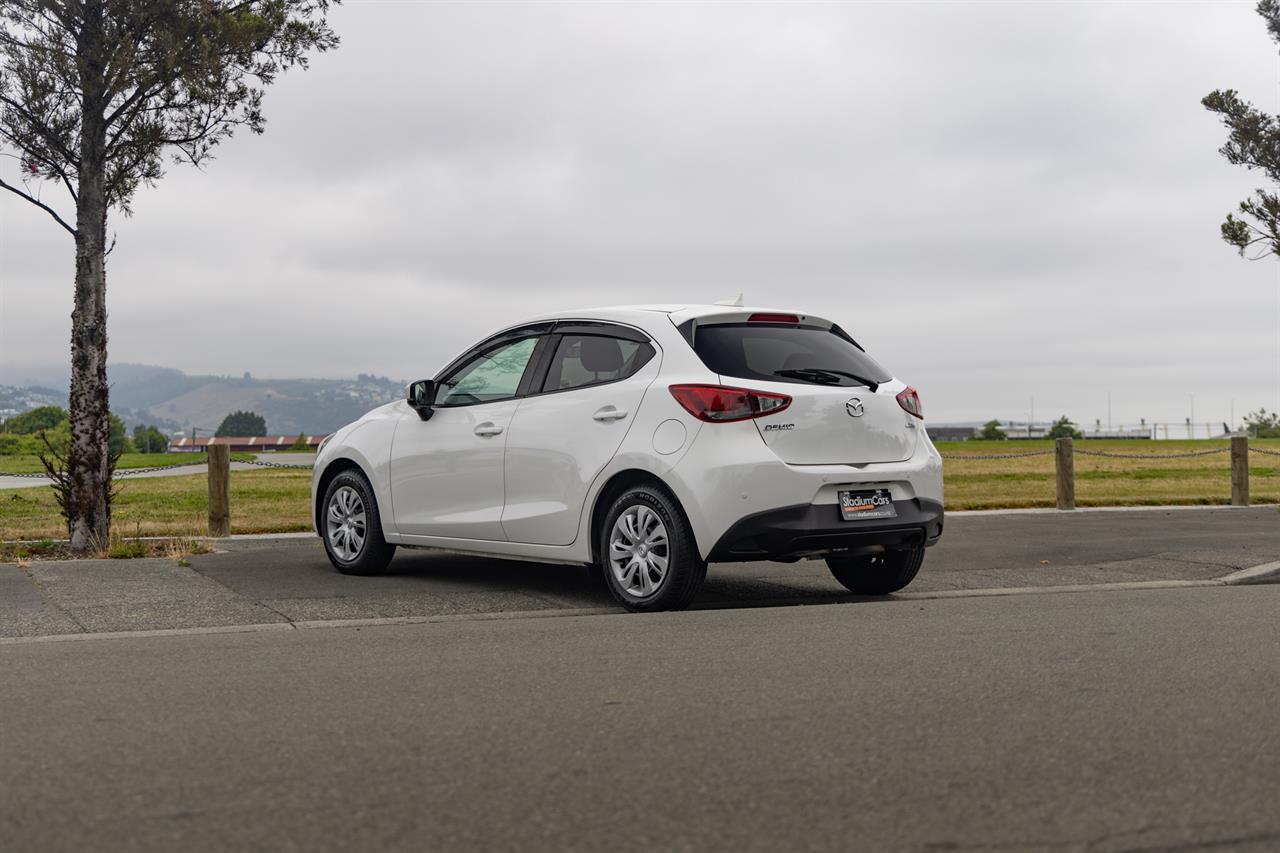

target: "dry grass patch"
[1,468,312,542]
[0,534,216,563]
[938,439,1280,509]
[2,442,1277,545]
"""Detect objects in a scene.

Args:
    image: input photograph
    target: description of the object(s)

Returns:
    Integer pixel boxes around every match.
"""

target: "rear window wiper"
[773,368,879,392]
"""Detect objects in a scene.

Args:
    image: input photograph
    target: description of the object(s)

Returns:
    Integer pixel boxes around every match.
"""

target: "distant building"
[926,426,976,442]
[169,434,329,453]
[1079,429,1152,440]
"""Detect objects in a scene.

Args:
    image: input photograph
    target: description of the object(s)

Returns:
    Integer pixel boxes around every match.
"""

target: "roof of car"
[530,304,828,320]
[524,304,835,330]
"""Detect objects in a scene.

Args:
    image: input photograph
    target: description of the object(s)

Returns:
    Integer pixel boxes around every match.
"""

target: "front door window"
[436,337,539,407]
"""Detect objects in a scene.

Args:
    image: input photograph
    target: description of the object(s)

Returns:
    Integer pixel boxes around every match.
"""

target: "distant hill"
[0,363,405,435]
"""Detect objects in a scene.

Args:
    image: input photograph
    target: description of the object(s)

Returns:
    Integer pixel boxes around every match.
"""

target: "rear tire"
[598,485,706,612]
[826,547,924,595]
[321,469,396,576]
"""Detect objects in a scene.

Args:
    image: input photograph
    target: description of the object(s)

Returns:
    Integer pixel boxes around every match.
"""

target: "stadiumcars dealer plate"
[838,489,897,521]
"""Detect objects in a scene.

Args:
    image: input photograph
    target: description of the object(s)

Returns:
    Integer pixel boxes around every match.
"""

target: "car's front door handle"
[593,407,629,422]
[474,423,504,437]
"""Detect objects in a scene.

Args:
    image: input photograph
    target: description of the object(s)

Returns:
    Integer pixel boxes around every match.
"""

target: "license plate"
[839,489,897,521]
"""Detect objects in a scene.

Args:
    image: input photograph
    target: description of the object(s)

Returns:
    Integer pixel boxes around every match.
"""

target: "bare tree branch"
[0,174,74,235]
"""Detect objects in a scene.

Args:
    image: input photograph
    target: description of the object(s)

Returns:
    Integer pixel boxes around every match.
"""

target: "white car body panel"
[314,305,944,566]
[748,377,919,465]
[389,398,519,540]
[501,354,661,546]
[310,402,399,534]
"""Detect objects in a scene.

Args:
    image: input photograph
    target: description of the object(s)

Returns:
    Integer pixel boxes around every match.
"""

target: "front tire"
[599,485,706,612]
[826,547,924,595]
[321,470,396,576]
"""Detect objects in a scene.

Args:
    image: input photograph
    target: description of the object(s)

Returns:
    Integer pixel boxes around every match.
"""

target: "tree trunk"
[67,1,110,552]
[66,195,109,550]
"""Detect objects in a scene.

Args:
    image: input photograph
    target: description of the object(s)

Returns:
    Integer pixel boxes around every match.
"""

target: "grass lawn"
[1,468,312,541]
[0,452,253,475]
[2,439,1278,542]
[937,438,1280,509]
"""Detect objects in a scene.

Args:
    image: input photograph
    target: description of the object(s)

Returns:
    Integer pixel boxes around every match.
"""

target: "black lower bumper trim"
[707,498,944,563]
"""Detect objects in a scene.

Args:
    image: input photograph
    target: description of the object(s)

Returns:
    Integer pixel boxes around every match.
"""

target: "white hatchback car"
[313,305,943,611]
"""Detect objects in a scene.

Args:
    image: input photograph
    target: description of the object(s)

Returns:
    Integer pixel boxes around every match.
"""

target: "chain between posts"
[238,458,312,469]
[940,450,1055,460]
[0,458,209,478]
[1248,445,1280,457]
[1069,446,1230,460]
[942,446,1233,461]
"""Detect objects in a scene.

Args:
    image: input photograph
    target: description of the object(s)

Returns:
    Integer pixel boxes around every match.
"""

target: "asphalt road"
[2,584,1277,853]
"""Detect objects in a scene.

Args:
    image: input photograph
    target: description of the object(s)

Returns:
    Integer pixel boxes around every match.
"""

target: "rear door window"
[541,335,655,393]
[691,324,892,387]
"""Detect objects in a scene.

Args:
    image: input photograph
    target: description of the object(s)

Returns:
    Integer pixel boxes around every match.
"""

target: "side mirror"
[407,379,435,421]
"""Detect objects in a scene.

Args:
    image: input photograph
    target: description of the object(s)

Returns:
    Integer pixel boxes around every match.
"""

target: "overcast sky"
[2,0,1278,426]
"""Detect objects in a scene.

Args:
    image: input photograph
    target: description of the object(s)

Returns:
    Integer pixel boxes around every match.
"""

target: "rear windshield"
[690,324,892,387]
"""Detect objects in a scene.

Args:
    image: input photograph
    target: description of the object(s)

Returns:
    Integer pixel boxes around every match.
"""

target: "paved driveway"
[3,506,1277,638]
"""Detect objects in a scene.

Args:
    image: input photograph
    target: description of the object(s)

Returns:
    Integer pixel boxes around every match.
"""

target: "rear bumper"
[707,498,944,563]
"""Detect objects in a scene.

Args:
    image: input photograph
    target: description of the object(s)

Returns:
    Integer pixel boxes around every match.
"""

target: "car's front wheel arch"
[314,457,367,533]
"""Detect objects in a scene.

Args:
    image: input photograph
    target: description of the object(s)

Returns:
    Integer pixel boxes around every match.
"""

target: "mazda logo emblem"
[845,398,864,418]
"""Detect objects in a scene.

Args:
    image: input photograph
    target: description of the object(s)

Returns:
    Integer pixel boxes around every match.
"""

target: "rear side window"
[691,324,892,387]
[542,335,655,392]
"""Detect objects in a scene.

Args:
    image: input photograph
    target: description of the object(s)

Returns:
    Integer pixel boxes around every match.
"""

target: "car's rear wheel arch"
[589,470,693,563]
[315,457,367,531]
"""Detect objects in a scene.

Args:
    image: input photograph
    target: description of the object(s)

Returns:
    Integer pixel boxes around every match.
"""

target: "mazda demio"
[312,305,944,611]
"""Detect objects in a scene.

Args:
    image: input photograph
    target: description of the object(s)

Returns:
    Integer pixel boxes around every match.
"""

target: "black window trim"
[548,320,650,343]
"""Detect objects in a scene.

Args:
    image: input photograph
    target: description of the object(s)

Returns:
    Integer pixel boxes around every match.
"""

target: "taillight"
[896,386,923,419]
[669,384,792,423]
[747,312,800,324]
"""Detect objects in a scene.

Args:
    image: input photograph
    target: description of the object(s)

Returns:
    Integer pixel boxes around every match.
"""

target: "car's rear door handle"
[593,407,629,422]
[474,423,504,437]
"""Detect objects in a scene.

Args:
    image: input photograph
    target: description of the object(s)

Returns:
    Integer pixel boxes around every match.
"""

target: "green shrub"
[1046,416,1084,440]
[132,424,169,453]
[979,420,1007,440]
[108,540,148,559]
[0,433,29,454]
[217,410,267,437]
[1,405,66,434]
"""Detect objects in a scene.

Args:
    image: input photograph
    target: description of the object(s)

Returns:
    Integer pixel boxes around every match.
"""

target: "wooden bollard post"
[1055,437,1075,510]
[1231,435,1249,507]
[208,444,230,537]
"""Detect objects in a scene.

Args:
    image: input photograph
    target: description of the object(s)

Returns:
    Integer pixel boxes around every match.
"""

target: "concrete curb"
[0,606,622,646]
[1218,560,1280,585]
